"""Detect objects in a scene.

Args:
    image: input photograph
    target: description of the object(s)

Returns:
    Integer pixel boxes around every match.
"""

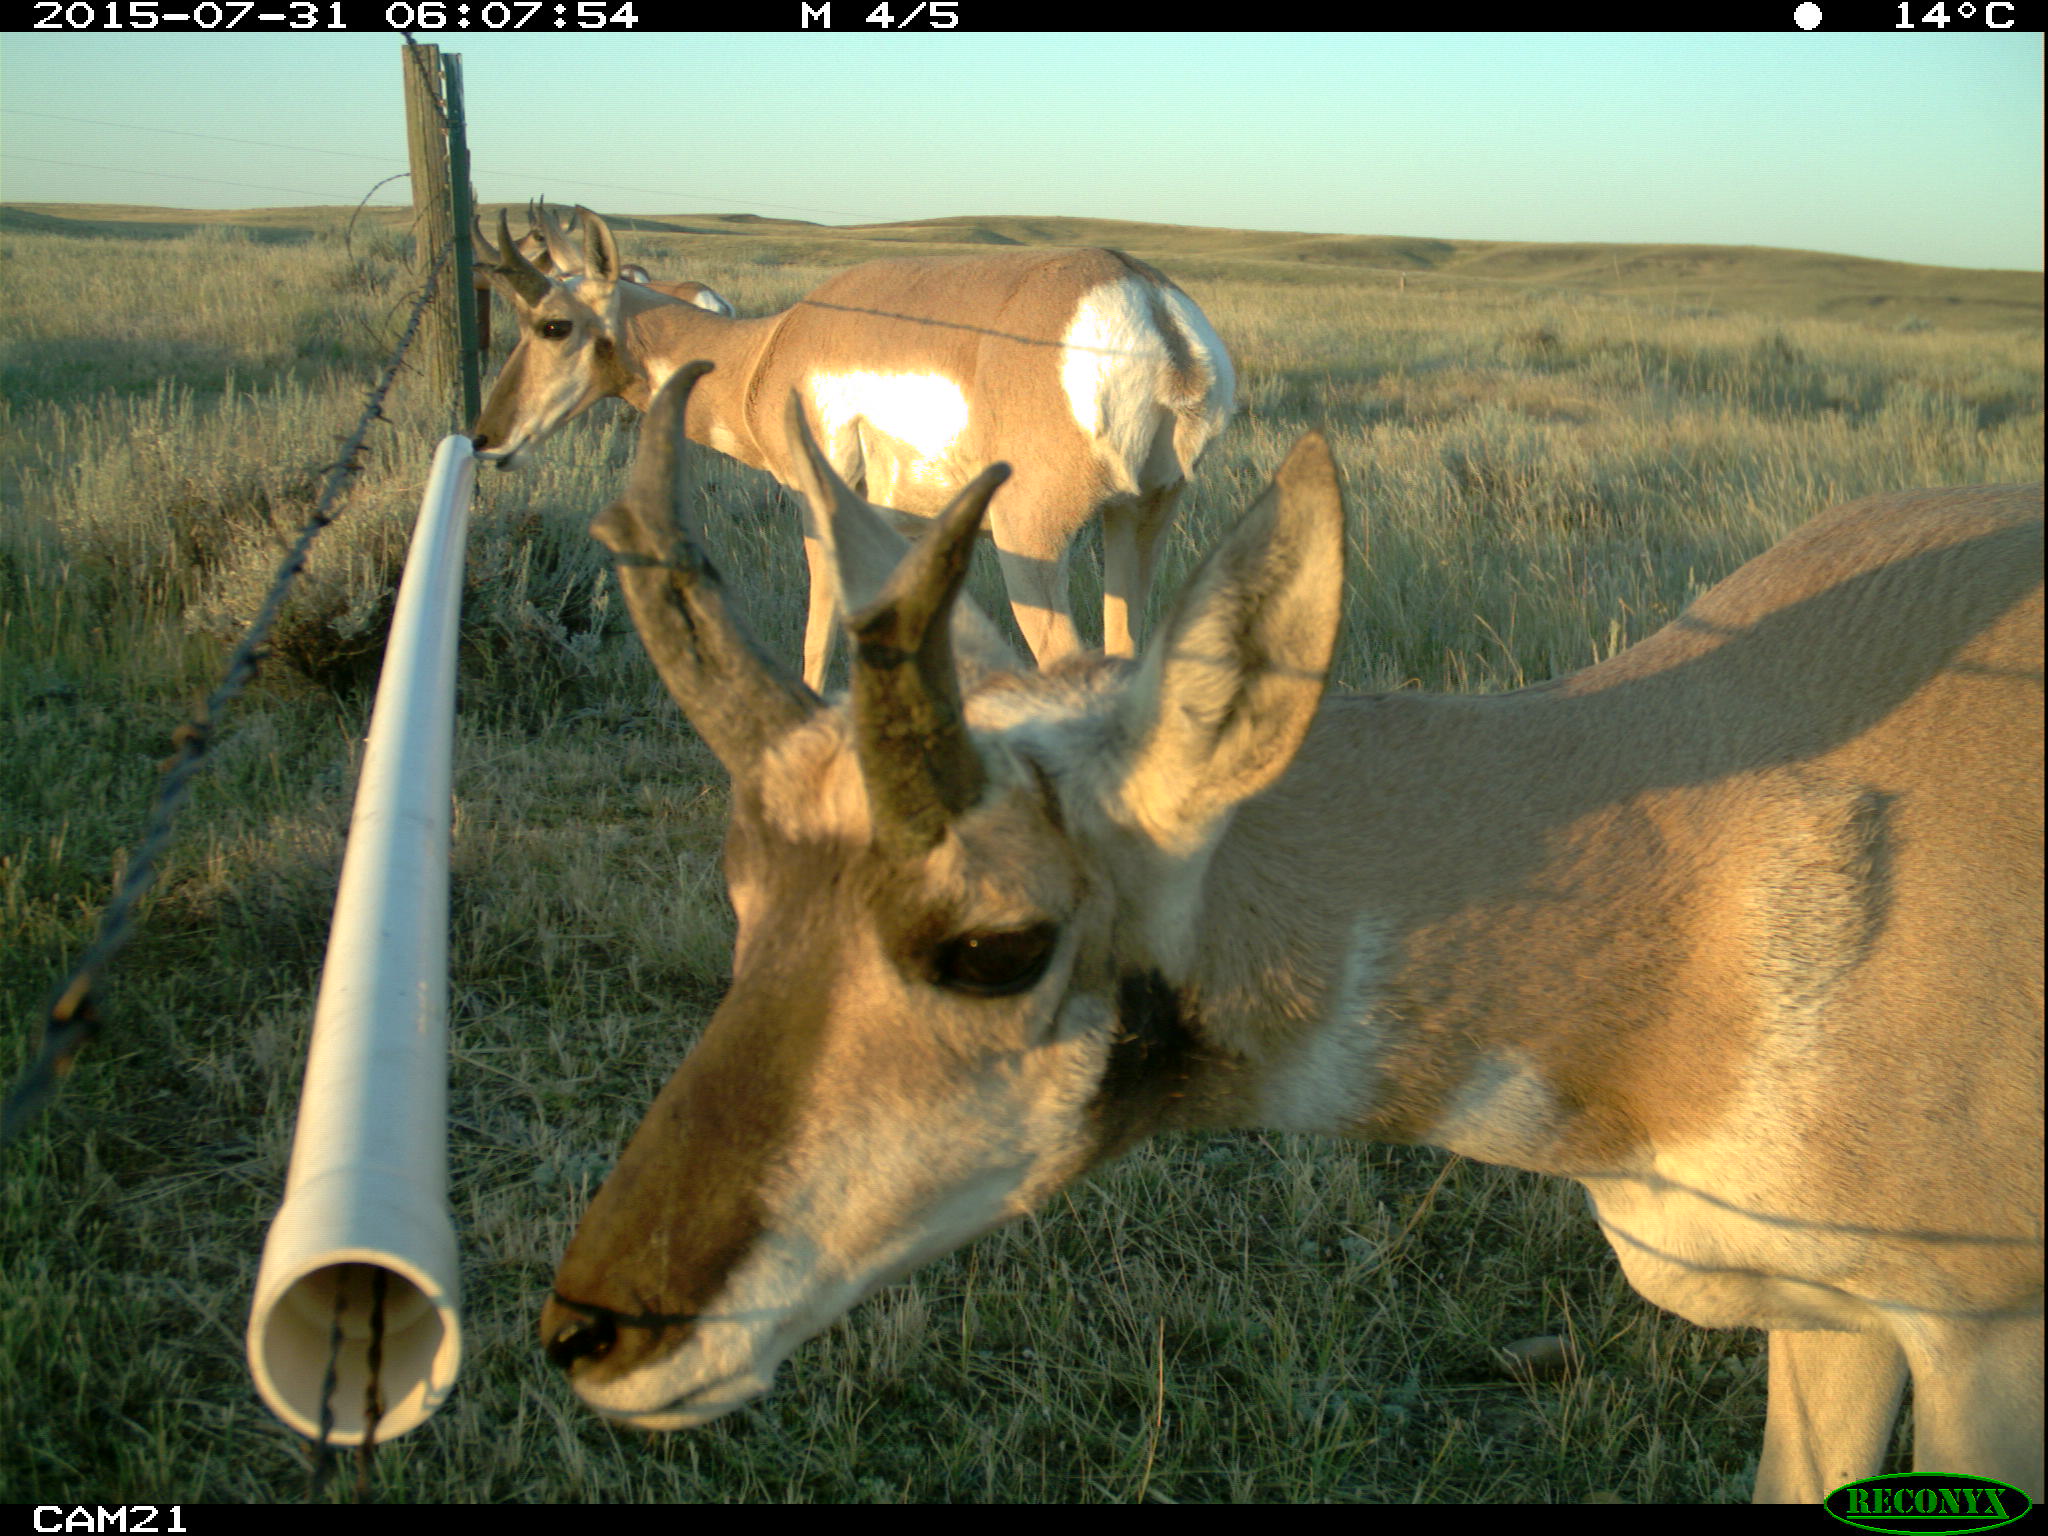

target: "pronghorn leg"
[1754,1329,1907,1502]
[990,502,1081,667]
[800,525,839,692]
[1902,1313,2043,1500]
[1101,484,1185,657]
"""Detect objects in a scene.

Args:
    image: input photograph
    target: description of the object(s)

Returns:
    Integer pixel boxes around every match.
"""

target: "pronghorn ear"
[1110,432,1345,858]
[574,205,621,283]
[780,392,1021,685]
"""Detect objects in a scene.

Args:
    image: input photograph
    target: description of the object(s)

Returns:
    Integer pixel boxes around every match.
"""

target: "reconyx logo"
[1825,1473,2032,1534]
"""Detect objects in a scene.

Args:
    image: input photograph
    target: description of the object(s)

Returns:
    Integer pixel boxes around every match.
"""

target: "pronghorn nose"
[544,1297,619,1370]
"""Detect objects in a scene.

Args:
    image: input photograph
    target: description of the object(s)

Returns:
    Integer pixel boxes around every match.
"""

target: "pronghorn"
[470,204,583,354]
[470,203,574,352]
[473,208,735,334]
[525,205,736,316]
[545,366,2043,1503]
[617,262,736,317]
[470,205,1233,689]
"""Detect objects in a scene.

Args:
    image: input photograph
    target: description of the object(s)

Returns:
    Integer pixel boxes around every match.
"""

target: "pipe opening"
[252,1258,459,1445]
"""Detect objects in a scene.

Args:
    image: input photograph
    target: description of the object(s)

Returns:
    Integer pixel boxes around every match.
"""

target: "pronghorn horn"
[780,391,1014,674]
[471,212,503,267]
[782,390,905,614]
[490,207,553,306]
[519,200,553,273]
[536,202,582,274]
[574,205,621,283]
[591,363,820,775]
[839,441,1005,856]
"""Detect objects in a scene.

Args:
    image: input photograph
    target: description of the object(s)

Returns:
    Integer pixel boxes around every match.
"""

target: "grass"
[0,204,2040,1505]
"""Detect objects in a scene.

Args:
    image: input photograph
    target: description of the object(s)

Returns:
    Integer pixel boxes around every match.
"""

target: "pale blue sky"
[2,31,2040,271]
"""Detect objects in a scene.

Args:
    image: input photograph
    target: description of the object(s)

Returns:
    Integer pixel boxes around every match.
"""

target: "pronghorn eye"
[931,924,1058,997]
[538,319,573,340]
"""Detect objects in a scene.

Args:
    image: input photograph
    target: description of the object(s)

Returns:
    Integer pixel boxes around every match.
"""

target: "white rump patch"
[1059,277,1231,496]
[806,371,972,505]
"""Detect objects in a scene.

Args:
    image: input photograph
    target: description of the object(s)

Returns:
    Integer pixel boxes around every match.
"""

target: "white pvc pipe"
[247,434,476,1445]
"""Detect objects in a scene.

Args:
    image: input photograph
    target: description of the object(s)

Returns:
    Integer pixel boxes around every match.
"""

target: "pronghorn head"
[543,363,1344,1430]
[469,202,574,285]
[471,204,639,469]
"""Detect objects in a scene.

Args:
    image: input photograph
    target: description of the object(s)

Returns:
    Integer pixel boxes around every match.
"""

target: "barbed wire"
[0,240,458,1149]
[402,33,450,141]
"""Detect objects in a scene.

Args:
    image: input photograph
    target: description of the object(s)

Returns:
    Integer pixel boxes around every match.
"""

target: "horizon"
[7,198,2042,280]
[2,33,2041,275]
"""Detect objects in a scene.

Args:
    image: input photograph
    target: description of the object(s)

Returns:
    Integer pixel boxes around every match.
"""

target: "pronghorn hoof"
[1497,1334,1578,1380]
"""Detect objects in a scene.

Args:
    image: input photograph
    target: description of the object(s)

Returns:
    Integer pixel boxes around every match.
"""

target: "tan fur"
[554,395,2042,1504]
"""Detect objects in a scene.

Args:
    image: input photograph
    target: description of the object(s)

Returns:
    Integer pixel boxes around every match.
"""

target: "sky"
[1,30,2041,272]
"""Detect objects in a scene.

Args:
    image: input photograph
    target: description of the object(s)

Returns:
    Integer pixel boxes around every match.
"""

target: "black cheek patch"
[1088,970,1202,1156]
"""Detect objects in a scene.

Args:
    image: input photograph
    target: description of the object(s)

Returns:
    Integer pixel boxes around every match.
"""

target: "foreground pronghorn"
[470,205,1233,689]
[547,366,2042,1503]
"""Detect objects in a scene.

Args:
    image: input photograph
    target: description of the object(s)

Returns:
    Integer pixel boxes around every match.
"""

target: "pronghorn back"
[741,244,1231,509]
[546,367,2041,1503]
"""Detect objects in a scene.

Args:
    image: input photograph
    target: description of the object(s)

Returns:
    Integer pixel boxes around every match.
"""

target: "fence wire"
[2,240,458,1147]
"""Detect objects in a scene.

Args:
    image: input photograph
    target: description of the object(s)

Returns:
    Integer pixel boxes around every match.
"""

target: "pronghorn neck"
[1173,682,1645,1164]
[1184,482,2046,1180]
[1175,656,1871,1177]
[613,291,781,469]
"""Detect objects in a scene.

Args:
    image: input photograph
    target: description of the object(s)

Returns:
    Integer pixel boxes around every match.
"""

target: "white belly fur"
[805,371,973,510]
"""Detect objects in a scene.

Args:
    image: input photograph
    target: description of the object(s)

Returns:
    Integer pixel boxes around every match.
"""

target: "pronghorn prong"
[536,200,581,274]
[782,388,1019,687]
[841,454,1009,855]
[488,207,552,307]
[471,213,501,269]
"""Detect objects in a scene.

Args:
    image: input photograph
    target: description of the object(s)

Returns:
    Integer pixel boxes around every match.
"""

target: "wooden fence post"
[402,43,481,433]
[442,53,481,427]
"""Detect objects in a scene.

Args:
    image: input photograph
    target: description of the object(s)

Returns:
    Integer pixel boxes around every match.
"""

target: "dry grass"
[0,205,2040,1505]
